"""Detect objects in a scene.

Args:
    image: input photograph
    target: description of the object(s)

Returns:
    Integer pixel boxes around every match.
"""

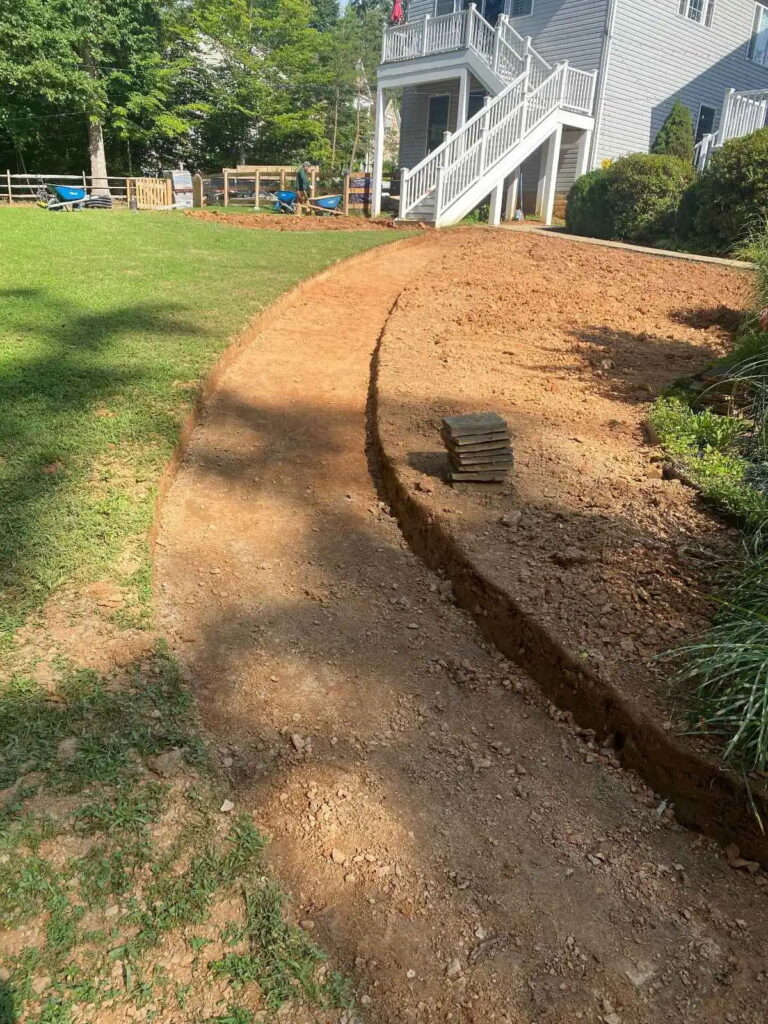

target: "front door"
[427,94,450,153]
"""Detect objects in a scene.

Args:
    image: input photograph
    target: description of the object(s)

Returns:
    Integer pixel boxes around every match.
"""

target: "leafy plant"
[651,100,695,163]
[694,127,768,253]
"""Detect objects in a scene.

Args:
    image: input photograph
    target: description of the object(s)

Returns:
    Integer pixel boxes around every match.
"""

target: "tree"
[0,0,191,187]
[651,99,695,163]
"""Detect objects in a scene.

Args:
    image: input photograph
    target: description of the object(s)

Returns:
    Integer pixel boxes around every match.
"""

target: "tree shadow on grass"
[0,288,211,638]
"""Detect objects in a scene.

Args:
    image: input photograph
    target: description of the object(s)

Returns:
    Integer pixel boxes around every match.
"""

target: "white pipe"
[589,0,619,169]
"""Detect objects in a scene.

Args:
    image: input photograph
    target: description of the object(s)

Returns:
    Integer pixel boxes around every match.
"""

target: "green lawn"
[0,208,399,644]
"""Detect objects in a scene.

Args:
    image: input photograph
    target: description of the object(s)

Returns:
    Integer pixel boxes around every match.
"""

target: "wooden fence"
[1,172,130,203]
[218,165,319,206]
[127,177,172,210]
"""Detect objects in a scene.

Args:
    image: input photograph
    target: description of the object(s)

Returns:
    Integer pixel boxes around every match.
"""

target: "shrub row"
[566,128,768,254]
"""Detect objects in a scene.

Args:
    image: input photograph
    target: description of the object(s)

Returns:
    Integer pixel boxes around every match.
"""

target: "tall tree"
[0,0,191,185]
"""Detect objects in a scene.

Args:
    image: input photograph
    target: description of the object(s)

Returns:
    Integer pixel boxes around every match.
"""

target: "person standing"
[296,161,312,210]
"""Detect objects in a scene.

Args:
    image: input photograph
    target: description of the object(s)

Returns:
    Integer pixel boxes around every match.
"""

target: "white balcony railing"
[694,87,768,169]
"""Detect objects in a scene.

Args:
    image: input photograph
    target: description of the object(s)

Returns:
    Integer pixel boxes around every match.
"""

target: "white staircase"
[385,9,597,227]
[694,87,768,169]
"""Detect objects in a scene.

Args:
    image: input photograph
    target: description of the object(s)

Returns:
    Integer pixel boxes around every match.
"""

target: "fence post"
[589,69,599,115]
[722,87,735,143]
[343,172,350,216]
[464,5,474,48]
[223,169,229,206]
[492,23,501,73]
[434,162,445,227]
[558,61,568,106]
[5,169,11,204]
[254,170,260,209]
[399,166,409,220]
[193,173,203,208]
[165,178,173,206]
[422,14,430,55]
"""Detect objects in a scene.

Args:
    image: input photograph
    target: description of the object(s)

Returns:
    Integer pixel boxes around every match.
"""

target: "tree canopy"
[0,0,387,176]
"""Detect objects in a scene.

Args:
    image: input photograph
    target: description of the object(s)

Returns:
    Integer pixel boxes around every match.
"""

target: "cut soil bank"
[186,210,408,232]
[157,231,768,1023]
[372,229,768,858]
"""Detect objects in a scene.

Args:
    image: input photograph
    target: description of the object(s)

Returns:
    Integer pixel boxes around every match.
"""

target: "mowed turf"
[0,209,400,642]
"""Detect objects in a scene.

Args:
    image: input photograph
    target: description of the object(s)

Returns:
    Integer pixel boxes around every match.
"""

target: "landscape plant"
[650,227,768,771]
[693,127,768,252]
[651,100,695,163]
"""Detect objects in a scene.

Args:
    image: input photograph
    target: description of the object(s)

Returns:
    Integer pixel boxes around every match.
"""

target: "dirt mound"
[187,209,406,231]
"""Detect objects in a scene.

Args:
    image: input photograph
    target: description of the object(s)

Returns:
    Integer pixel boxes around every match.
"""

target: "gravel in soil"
[156,231,768,1023]
[377,229,752,729]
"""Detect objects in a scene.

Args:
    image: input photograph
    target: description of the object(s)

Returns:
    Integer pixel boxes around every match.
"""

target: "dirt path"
[156,233,767,1024]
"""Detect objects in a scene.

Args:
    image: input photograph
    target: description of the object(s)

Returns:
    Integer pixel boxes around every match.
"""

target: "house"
[371,0,768,225]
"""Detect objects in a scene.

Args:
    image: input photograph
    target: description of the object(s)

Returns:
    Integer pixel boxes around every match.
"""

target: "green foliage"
[694,127,768,253]
[565,168,612,238]
[0,208,400,643]
[602,152,694,243]
[651,100,695,163]
[566,154,693,244]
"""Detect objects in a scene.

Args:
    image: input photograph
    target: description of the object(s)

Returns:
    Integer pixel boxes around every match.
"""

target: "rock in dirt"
[146,747,186,778]
[56,736,79,762]
[220,798,235,813]
[446,958,463,980]
[331,847,346,865]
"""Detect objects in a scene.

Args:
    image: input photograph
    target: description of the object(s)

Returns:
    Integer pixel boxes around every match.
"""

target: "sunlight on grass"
[0,208,399,644]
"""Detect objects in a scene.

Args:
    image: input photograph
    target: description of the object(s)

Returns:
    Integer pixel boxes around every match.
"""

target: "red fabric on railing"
[391,0,404,24]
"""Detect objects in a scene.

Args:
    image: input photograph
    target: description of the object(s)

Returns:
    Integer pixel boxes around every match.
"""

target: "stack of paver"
[440,412,513,484]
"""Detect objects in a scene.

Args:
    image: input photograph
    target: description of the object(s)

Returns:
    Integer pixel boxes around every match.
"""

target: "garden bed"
[187,210,405,231]
[372,229,768,858]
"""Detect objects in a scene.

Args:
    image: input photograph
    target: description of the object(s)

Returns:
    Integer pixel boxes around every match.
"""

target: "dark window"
[435,0,455,16]
[695,104,716,142]
[426,95,451,153]
[510,0,533,14]
[467,91,485,119]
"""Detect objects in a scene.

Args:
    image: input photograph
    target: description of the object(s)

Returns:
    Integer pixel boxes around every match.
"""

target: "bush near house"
[651,100,696,164]
[693,127,768,253]
[565,153,693,244]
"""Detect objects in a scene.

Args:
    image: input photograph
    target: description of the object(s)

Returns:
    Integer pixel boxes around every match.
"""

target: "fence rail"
[1,173,131,203]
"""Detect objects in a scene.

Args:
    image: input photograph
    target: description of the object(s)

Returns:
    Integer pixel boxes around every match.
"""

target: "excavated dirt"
[377,230,752,732]
[187,210,408,231]
[156,231,768,1023]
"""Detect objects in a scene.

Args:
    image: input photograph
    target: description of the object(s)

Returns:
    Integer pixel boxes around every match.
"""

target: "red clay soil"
[375,229,753,741]
[186,209,407,231]
[157,232,768,1024]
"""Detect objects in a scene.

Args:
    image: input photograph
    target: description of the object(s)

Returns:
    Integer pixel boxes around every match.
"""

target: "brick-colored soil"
[157,231,767,1024]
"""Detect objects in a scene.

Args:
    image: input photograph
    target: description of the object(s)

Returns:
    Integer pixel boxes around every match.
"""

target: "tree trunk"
[88,119,111,197]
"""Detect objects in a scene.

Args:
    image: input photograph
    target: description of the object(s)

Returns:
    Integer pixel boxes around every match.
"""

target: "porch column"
[457,69,471,129]
[488,181,504,226]
[503,167,520,221]
[536,124,563,226]
[371,85,386,218]
[575,127,593,177]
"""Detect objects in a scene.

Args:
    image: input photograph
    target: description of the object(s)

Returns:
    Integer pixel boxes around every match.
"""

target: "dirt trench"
[156,232,768,1024]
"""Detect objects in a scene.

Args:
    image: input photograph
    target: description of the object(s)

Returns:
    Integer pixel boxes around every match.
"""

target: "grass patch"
[0,208,402,646]
[0,645,351,1022]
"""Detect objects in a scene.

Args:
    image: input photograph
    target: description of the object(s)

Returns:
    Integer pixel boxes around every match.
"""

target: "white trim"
[589,0,618,168]
[748,2,768,65]
[677,0,715,28]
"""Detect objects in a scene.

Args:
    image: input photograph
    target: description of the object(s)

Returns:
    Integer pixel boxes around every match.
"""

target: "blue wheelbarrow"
[40,184,89,211]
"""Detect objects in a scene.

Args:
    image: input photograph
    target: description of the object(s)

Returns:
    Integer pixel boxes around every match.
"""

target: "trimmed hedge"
[565,153,693,244]
[694,127,768,252]
[651,100,695,163]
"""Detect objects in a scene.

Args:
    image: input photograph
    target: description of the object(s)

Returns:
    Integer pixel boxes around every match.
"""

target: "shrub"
[675,179,702,242]
[603,153,694,243]
[566,154,693,244]
[651,100,695,163]
[565,167,612,238]
[695,128,768,252]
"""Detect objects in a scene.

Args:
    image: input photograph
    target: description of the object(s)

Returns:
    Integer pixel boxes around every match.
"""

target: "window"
[678,0,715,26]
[748,3,768,65]
[695,104,716,142]
[510,0,534,14]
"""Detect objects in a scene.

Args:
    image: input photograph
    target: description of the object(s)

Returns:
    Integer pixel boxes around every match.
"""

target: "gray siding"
[507,0,608,71]
[399,77,486,168]
[600,0,768,162]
